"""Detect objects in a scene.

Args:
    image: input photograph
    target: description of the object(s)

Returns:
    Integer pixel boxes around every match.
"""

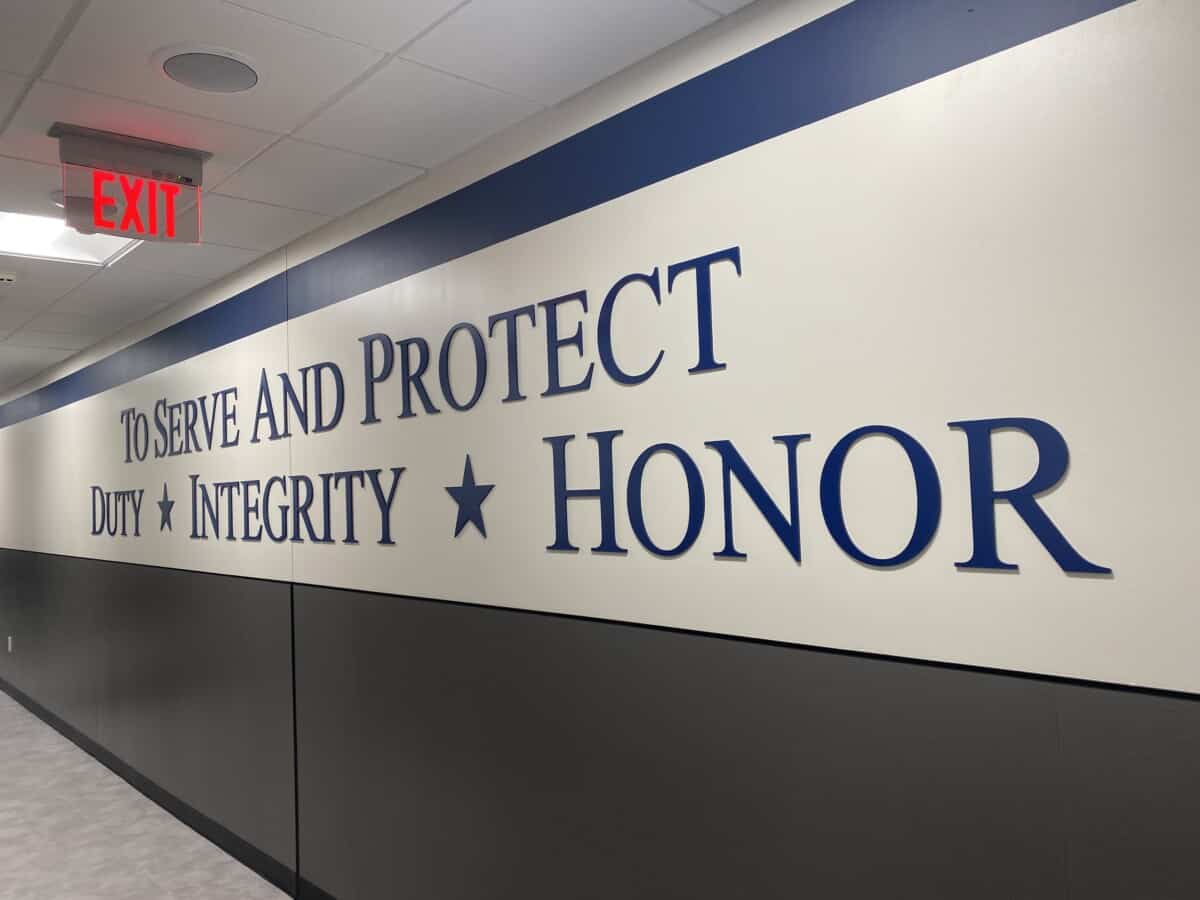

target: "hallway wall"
[0,550,295,890]
[2,1,1199,898]
[3,551,1200,898]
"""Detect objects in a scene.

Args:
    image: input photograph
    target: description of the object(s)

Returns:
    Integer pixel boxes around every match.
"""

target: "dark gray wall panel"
[0,550,37,701]
[31,558,110,742]
[0,551,108,740]
[295,587,1069,900]
[1058,684,1200,899]
[8,553,1200,900]
[98,562,296,871]
[0,549,296,873]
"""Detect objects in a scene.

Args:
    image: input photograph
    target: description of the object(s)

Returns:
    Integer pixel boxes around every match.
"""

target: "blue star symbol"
[157,482,175,532]
[445,455,494,538]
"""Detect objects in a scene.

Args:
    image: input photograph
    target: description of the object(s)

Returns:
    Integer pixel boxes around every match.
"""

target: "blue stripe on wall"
[0,0,1131,430]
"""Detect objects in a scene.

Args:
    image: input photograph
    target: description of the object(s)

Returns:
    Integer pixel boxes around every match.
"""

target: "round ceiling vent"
[156,46,258,93]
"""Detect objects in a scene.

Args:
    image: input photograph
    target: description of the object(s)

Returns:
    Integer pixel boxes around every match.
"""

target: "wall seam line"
[291,582,300,898]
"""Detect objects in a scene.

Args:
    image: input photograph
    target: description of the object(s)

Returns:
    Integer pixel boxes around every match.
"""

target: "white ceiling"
[0,0,753,395]
[403,0,719,106]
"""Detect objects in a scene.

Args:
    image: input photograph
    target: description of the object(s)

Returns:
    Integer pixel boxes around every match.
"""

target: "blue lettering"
[706,435,810,562]
[820,425,942,568]
[598,269,664,385]
[487,305,536,402]
[627,443,704,557]
[539,292,594,397]
[397,337,440,419]
[359,333,394,425]
[543,431,625,553]
[950,417,1111,575]
[666,246,740,374]
[438,322,487,412]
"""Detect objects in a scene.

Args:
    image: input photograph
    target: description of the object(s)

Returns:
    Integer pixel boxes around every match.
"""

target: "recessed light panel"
[0,211,139,266]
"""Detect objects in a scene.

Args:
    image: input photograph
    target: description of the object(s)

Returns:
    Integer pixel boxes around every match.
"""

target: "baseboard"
[298,876,339,900]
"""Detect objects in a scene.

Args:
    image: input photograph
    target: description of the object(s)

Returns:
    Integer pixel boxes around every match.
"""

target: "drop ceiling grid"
[0,0,415,383]
[0,0,746,394]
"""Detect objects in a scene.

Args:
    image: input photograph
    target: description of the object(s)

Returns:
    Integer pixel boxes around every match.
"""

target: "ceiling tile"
[52,264,207,318]
[0,256,95,307]
[0,303,40,332]
[0,0,75,76]
[122,241,260,281]
[0,72,26,120]
[404,0,718,106]
[6,329,99,351]
[22,310,112,336]
[697,0,756,12]
[199,193,329,251]
[0,156,64,219]
[217,138,423,216]
[0,346,74,391]
[0,81,279,185]
[44,0,382,133]
[297,58,541,169]
[228,0,462,53]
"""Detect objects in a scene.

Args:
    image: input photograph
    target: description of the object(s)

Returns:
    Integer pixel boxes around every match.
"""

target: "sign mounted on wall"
[1,0,1194,696]
[49,123,208,243]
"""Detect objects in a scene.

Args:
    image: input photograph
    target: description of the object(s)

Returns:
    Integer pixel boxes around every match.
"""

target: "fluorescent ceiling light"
[0,210,140,267]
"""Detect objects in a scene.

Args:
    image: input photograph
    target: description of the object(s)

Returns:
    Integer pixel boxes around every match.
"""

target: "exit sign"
[50,123,209,245]
[63,163,200,243]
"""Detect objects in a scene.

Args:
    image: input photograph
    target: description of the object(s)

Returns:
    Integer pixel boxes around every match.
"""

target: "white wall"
[1,0,1197,693]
